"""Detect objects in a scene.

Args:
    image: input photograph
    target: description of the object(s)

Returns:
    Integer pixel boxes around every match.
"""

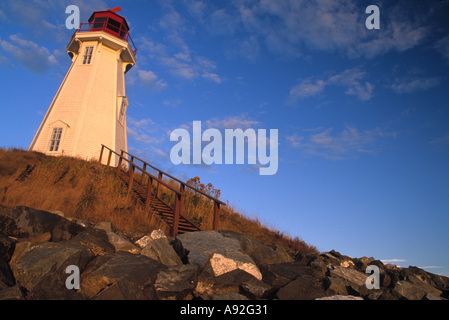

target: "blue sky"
[1,0,448,276]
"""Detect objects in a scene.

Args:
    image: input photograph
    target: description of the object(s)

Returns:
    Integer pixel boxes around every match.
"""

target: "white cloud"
[202,72,222,84]
[289,79,326,99]
[381,259,406,265]
[137,3,223,84]
[287,125,395,160]
[136,70,167,91]
[204,114,261,130]
[289,67,374,103]
[0,34,57,73]
[139,33,223,84]
[390,76,440,94]
[436,35,449,62]
[285,133,304,148]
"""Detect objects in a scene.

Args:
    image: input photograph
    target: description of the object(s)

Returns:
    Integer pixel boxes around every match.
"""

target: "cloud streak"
[0,34,57,74]
[287,125,396,160]
[288,67,374,103]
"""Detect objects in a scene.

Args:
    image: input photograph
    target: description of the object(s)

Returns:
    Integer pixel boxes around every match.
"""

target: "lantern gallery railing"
[73,22,137,55]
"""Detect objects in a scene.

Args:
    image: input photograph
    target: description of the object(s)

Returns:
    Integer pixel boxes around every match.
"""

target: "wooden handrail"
[101,146,181,196]
[120,149,226,205]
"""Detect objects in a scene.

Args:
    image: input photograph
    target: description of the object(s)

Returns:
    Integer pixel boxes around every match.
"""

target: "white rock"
[107,232,141,254]
[208,253,263,280]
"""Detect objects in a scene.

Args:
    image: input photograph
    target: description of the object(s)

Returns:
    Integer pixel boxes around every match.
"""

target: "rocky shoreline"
[0,205,448,300]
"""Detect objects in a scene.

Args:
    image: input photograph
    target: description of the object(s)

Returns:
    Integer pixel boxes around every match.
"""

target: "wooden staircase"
[117,170,200,234]
[100,145,225,236]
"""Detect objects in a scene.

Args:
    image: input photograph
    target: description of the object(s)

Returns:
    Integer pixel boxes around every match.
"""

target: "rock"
[94,221,115,233]
[324,276,349,296]
[135,229,167,248]
[200,268,271,299]
[205,253,262,280]
[176,231,262,280]
[295,251,318,266]
[140,235,182,266]
[0,231,16,262]
[10,241,93,299]
[106,231,141,254]
[259,262,318,291]
[328,266,371,296]
[155,264,199,300]
[220,231,294,265]
[17,232,51,244]
[175,231,239,266]
[71,228,115,256]
[277,274,326,300]
[0,285,25,300]
[0,206,85,241]
[422,292,442,300]
[394,278,442,300]
[0,257,15,291]
[315,295,364,300]
[80,251,165,300]
[218,269,271,299]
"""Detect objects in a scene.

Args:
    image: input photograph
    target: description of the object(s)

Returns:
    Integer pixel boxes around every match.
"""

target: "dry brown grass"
[0,147,317,253]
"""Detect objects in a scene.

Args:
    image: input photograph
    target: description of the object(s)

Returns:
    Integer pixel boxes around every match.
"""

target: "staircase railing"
[99,145,225,236]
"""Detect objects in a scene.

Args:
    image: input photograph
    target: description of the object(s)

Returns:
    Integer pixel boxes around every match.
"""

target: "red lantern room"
[89,9,130,40]
[74,7,137,56]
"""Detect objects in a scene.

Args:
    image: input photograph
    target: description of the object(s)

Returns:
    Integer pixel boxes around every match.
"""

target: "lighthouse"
[29,8,137,165]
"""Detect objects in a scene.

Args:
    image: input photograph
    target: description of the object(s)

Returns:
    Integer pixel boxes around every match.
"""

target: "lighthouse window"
[93,17,107,29]
[107,18,121,34]
[118,100,126,126]
[49,128,63,152]
[83,46,94,65]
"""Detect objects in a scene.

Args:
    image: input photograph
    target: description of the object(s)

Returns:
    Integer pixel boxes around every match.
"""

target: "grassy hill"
[0,147,317,254]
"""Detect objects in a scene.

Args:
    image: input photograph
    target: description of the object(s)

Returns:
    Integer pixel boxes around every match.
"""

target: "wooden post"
[179,183,185,218]
[117,155,123,177]
[141,163,146,185]
[99,145,105,163]
[107,150,112,166]
[145,175,153,211]
[172,193,180,237]
[213,202,220,231]
[127,158,135,196]
[156,171,163,199]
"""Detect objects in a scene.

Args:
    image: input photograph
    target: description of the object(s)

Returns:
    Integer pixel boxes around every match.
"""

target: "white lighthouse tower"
[29,8,136,165]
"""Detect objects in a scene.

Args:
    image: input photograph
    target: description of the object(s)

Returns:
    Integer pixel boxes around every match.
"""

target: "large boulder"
[0,231,16,262]
[70,228,116,256]
[0,206,85,241]
[393,279,442,300]
[80,251,165,300]
[327,266,372,297]
[10,241,94,299]
[140,230,182,266]
[219,231,294,265]
[154,264,199,300]
[259,262,320,291]
[175,231,262,280]
[0,257,15,291]
[277,274,326,300]
[106,231,141,254]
